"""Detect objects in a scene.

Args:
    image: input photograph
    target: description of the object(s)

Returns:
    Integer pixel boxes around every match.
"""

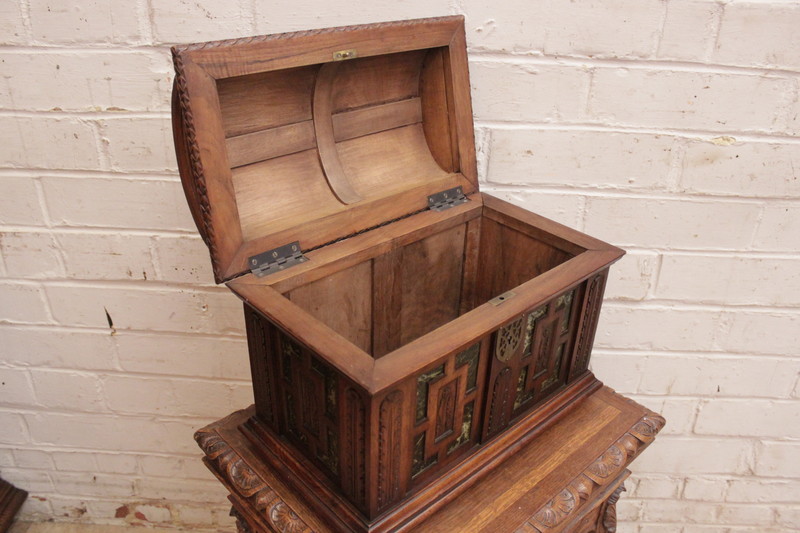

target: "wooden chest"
[171,16,625,533]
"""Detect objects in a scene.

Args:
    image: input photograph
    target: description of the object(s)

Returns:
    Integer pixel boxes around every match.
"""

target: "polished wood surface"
[312,61,362,204]
[0,477,27,533]
[172,16,478,282]
[196,387,664,533]
[223,186,624,522]
[171,16,650,532]
[226,191,624,394]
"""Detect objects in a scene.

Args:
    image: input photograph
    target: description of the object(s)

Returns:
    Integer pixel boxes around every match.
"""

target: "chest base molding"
[196,386,664,533]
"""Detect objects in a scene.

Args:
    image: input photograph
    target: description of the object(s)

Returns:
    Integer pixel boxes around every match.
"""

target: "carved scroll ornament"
[526,410,665,532]
[195,426,313,533]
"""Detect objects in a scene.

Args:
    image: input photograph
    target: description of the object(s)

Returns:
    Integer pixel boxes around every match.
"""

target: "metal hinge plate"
[249,241,307,278]
[428,186,468,212]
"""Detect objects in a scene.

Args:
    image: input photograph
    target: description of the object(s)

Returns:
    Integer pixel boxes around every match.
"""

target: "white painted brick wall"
[0,1,798,531]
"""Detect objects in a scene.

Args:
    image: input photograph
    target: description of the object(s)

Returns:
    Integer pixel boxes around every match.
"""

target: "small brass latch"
[333,49,357,61]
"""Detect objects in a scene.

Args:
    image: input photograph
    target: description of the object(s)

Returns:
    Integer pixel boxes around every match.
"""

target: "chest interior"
[172,17,624,526]
[275,211,578,359]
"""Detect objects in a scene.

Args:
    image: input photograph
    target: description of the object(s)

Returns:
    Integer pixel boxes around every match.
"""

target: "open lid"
[171,16,478,283]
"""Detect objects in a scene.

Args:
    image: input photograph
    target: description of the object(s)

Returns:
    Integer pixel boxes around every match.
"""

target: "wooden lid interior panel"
[171,16,477,282]
[216,65,317,137]
[329,50,425,111]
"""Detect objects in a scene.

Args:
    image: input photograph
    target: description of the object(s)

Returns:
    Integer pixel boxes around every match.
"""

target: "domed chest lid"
[171,16,478,283]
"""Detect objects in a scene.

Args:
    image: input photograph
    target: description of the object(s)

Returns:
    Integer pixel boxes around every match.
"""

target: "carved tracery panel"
[484,286,581,439]
[276,333,341,479]
[409,342,487,486]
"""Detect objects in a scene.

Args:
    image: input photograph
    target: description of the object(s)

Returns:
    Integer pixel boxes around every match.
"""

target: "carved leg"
[231,506,253,533]
[600,482,626,533]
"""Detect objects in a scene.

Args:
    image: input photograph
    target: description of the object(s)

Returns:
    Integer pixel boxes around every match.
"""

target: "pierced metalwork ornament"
[495,317,524,362]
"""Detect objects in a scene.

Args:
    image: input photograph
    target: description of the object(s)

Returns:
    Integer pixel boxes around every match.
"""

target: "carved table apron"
[196,386,664,533]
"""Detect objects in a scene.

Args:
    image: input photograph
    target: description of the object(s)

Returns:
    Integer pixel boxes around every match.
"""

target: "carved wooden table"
[196,386,664,533]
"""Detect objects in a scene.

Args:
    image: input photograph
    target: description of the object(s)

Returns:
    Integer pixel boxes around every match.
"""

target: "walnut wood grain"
[288,260,373,353]
[227,192,622,396]
[333,98,422,142]
[226,120,316,168]
[371,248,404,358]
[0,477,28,533]
[216,65,316,137]
[175,17,463,79]
[196,387,664,533]
[313,62,362,205]
[171,80,209,246]
[172,16,479,281]
[196,412,323,533]
[225,98,422,169]
[444,23,477,184]
[172,52,243,283]
[420,48,456,172]
[174,16,642,533]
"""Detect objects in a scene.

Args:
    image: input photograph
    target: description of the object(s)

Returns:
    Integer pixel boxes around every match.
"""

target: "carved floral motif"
[270,502,309,533]
[631,415,666,439]
[171,52,218,278]
[495,318,523,362]
[195,426,312,533]
[602,483,626,533]
[526,410,665,532]
[587,443,626,480]
[532,488,576,527]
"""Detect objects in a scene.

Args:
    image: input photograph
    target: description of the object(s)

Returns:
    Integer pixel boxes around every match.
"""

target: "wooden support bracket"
[313,62,363,205]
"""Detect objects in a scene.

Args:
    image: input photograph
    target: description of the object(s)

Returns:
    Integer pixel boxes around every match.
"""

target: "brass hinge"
[428,186,468,212]
[249,242,307,278]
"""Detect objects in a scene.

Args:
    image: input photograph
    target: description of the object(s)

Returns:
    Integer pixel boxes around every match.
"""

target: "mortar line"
[481,183,800,204]
[8,365,252,385]
[0,224,198,237]
[0,168,179,179]
[0,322,246,340]
[468,51,800,77]
[473,120,800,144]
[0,109,171,119]
[3,405,242,424]
[604,300,800,313]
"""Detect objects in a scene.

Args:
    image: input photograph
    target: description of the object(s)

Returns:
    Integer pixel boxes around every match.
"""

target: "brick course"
[1,1,798,531]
